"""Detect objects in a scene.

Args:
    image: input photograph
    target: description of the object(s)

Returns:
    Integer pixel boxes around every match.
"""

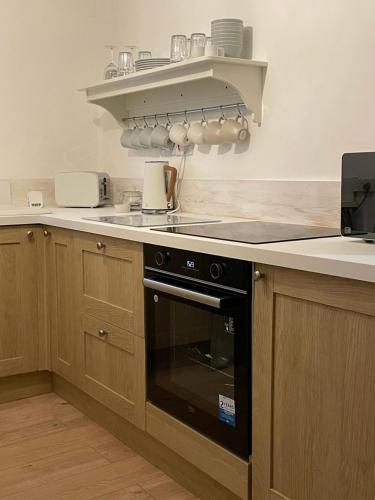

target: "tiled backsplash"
[112,177,340,227]
[0,179,56,207]
[1,177,340,227]
[179,179,341,227]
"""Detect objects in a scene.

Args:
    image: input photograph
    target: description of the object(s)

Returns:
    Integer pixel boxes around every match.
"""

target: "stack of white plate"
[134,58,170,71]
[211,18,244,58]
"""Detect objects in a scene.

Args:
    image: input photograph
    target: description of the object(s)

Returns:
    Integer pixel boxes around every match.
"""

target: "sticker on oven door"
[218,395,236,427]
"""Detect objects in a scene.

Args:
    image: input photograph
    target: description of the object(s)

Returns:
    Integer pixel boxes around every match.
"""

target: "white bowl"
[211,28,243,34]
[212,39,243,44]
[212,33,243,38]
[212,35,243,40]
[212,28,244,32]
[211,23,244,29]
[211,18,243,24]
[211,26,243,33]
[212,43,242,47]
[212,30,243,35]
[211,22,243,27]
[214,40,242,44]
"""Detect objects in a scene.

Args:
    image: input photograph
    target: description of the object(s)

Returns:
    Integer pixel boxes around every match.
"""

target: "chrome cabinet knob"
[98,329,108,338]
[43,230,50,237]
[26,230,34,239]
[96,241,105,250]
[253,270,264,282]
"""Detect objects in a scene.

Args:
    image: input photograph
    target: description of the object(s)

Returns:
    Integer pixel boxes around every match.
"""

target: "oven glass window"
[149,291,239,427]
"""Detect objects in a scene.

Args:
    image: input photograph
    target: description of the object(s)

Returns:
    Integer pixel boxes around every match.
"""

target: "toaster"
[55,171,110,207]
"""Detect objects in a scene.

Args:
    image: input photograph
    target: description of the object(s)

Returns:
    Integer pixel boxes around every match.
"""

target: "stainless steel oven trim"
[143,277,227,309]
[144,266,248,295]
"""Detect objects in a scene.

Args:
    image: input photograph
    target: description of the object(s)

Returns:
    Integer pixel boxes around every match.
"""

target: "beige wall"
[0,0,125,180]
[1,0,374,187]
[98,0,375,181]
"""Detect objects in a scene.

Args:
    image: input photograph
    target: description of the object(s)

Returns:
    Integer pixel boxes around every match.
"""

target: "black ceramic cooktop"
[152,221,340,244]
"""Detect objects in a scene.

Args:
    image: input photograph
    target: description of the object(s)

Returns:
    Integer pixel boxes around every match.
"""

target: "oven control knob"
[210,262,225,280]
[155,251,169,267]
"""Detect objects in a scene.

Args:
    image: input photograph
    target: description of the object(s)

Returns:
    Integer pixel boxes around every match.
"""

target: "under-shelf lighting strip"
[121,102,246,123]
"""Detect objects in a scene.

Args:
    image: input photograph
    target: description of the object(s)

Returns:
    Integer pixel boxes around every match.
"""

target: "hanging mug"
[169,119,191,146]
[220,114,249,144]
[203,116,225,145]
[121,126,136,148]
[139,119,154,148]
[187,118,207,145]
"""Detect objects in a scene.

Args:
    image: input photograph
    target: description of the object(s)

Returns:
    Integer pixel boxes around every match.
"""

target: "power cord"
[168,152,187,214]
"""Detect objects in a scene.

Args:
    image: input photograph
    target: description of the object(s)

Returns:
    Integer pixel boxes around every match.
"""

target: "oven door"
[144,272,250,458]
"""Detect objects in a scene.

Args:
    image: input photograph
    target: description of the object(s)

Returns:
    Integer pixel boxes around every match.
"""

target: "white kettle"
[142,161,178,214]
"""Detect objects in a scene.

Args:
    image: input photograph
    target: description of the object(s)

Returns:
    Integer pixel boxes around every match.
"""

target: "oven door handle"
[143,278,230,309]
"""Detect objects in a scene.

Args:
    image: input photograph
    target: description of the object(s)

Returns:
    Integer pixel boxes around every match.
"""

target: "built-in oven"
[144,244,252,459]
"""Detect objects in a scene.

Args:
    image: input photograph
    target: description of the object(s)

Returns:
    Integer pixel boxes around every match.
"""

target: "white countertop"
[2,207,375,284]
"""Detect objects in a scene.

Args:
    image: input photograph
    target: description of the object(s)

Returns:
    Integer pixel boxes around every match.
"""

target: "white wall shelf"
[80,56,267,124]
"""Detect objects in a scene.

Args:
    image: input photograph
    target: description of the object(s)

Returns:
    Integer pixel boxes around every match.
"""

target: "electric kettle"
[142,161,177,214]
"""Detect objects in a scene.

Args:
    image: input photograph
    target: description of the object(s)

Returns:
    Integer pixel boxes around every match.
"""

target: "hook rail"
[121,102,246,123]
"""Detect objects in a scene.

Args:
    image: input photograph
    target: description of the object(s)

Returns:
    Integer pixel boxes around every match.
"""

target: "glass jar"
[190,33,206,58]
[170,34,188,62]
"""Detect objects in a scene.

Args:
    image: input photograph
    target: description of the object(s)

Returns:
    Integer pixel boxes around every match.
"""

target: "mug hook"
[237,103,244,118]
[201,108,207,124]
[143,116,148,127]
[184,110,189,125]
[154,114,159,126]
[166,113,172,125]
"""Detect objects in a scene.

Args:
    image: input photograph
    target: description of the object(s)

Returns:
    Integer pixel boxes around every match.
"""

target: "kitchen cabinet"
[74,233,146,429]
[45,227,77,384]
[0,227,41,376]
[252,265,375,500]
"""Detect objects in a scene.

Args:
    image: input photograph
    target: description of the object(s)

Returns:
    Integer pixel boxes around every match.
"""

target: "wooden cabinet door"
[74,232,145,428]
[74,233,144,337]
[253,265,375,500]
[0,227,40,376]
[46,227,77,383]
[79,315,145,428]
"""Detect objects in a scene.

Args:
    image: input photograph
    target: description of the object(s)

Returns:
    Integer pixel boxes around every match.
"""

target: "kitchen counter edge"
[2,209,375,285]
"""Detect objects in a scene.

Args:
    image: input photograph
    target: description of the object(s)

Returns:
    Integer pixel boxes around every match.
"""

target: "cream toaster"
[55,171,110,207]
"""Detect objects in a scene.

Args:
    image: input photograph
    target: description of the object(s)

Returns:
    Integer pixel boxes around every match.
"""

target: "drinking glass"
[121,191,143,211]
[118,51,134,76]
[189,33,206,58]
[205,37,225,56]
[138,51,152,60]
[104,45,118,79]
[170,35,188,62]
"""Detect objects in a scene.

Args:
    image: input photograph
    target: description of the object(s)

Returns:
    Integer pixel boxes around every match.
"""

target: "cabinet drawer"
[75,233,144,336]
[80,315,145,429]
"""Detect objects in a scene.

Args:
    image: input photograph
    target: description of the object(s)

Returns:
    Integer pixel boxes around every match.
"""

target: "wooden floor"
[0,393,197,499]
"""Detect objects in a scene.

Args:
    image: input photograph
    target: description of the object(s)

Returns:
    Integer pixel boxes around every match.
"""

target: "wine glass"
[104,45,118,79]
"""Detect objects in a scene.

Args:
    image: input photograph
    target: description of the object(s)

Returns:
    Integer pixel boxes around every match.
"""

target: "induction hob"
[83,214,220,228]
[152,221,340,244]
